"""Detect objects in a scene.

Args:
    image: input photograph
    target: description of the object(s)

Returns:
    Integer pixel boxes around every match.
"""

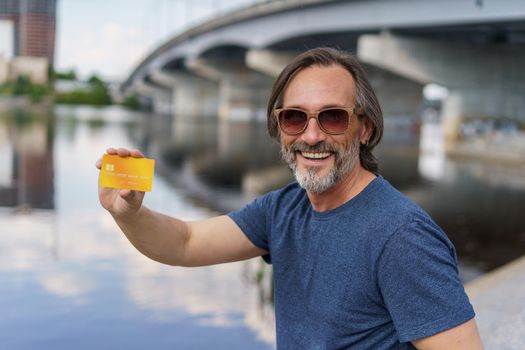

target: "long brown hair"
[267,47,383,174]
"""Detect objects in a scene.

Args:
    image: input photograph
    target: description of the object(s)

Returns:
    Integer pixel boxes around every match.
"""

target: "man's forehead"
[282,65,356,107]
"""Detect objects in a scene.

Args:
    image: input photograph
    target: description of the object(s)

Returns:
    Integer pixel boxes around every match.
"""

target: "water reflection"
[1,105,524,348]
[418,121,445,181]
[0,111,54,209]
[0,107,275,350]
[141,116,288,212]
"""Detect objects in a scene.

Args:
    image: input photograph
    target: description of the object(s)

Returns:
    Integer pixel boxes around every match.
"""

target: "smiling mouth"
[300,151,332,160]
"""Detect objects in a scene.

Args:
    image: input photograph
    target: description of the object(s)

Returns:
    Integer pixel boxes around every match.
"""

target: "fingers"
[105,147,144,158]
[130,149,145,158]
[117,148,131,157]
[95,158,102,169]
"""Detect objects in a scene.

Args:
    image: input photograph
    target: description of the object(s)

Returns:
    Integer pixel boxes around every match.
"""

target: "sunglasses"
[274,106,356,135]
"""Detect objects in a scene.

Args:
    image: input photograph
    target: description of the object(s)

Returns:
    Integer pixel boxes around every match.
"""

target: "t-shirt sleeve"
[228,194,272,264]
[377,217,475,343]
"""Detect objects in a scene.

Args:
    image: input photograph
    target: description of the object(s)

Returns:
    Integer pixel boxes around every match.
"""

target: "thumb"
[120,189,136,200]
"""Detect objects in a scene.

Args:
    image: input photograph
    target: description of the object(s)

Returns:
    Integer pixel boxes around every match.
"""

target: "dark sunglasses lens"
[279,109,307,134]
[319,109,349,133]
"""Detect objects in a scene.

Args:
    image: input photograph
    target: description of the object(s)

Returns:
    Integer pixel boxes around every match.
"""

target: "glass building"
[0,0,57,63]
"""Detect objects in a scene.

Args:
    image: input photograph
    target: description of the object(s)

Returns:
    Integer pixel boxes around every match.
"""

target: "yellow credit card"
[99,154,155,192]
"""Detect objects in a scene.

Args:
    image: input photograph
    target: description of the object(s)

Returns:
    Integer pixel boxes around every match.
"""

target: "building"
[0,0,56,84]
[0,0,57,63]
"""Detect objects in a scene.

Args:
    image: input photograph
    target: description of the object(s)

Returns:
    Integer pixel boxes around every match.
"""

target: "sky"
[56,0,254,81]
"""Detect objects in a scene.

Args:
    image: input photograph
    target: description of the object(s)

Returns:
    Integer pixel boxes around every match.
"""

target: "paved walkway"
[466,255,525,350]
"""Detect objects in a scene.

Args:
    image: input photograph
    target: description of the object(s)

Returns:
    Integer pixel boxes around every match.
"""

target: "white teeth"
[301,151,331,159]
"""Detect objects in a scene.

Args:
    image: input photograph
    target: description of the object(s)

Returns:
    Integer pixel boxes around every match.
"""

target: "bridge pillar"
[358,33,525,143]
[150,69,219,120]
[131,80,172,115]
[363,64,423,119]
[246,49,298,77]
[217,78,271,122]
[187,57,273,122]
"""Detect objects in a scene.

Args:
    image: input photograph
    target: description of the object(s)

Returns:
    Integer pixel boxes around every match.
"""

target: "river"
[0,105,524,349]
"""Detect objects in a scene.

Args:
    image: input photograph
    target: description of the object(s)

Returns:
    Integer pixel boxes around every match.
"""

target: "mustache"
[286,141,338,153]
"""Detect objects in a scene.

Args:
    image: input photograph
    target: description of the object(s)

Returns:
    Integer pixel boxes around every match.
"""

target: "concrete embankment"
[448,131,525,165]
[466,255,525,349]
[242,165,293,197]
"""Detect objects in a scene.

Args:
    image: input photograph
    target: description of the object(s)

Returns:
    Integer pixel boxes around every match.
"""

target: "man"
[97,48,483,349]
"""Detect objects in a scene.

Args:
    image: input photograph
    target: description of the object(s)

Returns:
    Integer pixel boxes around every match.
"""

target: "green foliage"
[87,118,106,129]
[52,69,77,81]
[12,76,33,95]
[0,75,52,102]
[0,82,12,94]
[87,75,104,86]
[29,84,50,103]
[54,74,112,106]
[121,93,141,110]
[48,65,77,81]
[1,71,113,106]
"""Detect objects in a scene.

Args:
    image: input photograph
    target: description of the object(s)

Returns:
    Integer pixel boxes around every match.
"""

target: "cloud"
[37,271,95,302]
[123,254,276,343]
[0,206,276,344]
[58,21,146,80]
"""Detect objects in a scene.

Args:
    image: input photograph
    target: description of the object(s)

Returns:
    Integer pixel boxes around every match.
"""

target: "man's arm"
[113,208,265,267]
[97,147,267,267]
[411,318,484,350]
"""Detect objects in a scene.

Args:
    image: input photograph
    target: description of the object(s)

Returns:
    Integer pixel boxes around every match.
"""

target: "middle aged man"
[97,47,484,349]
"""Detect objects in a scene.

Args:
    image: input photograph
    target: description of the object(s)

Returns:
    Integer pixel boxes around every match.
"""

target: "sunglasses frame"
[274,106,356,135]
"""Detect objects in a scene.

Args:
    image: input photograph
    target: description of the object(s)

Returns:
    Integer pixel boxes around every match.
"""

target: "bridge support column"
[150,69,219,120]
[246,49,297,77]
[363,64,423,119]
[217,78,271,122]
[172,73,218,120]
[131,80,172,115]
[187,57,273,122]
[358,33,525,143]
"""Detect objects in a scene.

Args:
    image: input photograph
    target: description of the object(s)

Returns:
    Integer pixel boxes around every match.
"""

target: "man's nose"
[300,117,327,145]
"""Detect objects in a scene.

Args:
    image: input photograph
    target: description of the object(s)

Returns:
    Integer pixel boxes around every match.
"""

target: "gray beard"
[280,138,360,194]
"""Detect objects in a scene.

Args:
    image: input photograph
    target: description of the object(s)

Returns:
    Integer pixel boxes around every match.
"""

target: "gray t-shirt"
[228,176,474,349]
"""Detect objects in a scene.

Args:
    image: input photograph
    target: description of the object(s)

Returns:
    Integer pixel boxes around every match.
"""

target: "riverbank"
[466,254,525,349]
[448,131,525,165]
[0,95,53,111]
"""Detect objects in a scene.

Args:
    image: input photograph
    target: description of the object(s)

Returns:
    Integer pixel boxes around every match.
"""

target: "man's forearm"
[112,206,189,266]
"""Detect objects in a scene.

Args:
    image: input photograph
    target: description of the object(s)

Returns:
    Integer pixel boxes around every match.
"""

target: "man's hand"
[95,146,266,267]
[96,147,146,218]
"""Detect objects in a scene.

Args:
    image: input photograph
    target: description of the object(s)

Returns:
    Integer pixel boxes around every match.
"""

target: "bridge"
[122,0,525,142]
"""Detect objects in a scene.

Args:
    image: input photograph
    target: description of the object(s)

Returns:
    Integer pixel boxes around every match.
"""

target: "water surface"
[0,106,275,349]
[1,106,524,348]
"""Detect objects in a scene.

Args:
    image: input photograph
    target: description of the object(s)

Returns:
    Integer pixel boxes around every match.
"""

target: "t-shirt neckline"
[309,175,383,220]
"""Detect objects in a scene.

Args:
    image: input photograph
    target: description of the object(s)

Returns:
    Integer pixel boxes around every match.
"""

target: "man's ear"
[359,118,373,145]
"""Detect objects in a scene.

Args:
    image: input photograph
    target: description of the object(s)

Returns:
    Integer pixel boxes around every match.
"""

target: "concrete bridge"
[122,0,525,142]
